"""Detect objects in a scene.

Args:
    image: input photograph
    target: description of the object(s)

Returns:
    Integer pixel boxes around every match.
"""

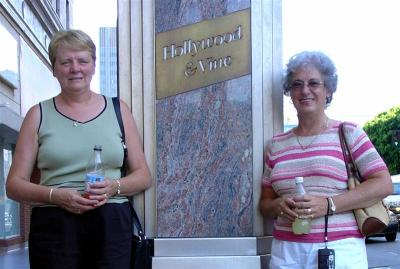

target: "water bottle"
[292,176,311,234]
[83,145,105,197]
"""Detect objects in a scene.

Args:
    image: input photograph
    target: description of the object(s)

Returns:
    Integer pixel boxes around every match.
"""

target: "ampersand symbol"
[184,61,197,77]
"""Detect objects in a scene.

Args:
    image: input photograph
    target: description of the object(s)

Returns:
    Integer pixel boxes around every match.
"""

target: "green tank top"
[37,96,127,203]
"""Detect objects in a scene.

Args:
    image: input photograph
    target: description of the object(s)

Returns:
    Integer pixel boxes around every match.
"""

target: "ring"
[307,208,311,214]
[280,211,284,216]
[104,193,108,199]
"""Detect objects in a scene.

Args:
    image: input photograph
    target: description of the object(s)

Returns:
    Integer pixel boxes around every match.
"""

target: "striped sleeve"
[344,123,388,179]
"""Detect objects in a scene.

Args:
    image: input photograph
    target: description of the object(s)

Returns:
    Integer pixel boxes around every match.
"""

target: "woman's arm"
[6,105,98,213]
[331,124,393,213]
[259,186,280,217]
[5,105,52,204]
[259,186,297,222]
[109,99,152,196]
[329,170,392,214]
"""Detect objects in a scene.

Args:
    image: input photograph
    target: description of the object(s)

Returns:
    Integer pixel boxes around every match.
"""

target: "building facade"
[99,27,117,97]
[0,0,70,247]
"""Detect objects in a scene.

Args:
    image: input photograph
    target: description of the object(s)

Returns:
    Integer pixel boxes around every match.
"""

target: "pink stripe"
[273,230,363,243]
[271,172,347,185]
[273,132,295,142]
[361,166,388,180]
[270,149,342,167]
[312,221,357,229]
[353,140,373,160]
[270,145,298,157]
[272,164,347,178]
[276,219,357,229]
[262,179,271,188]
[352,132,367,149]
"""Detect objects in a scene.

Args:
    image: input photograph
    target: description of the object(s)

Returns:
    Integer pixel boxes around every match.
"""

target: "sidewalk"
[0,243,29,269]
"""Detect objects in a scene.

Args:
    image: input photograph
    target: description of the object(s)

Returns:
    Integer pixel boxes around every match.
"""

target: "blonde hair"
[48,29,96,69]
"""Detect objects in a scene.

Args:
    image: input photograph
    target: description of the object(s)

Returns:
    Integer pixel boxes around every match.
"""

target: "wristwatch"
[327,197,336,215]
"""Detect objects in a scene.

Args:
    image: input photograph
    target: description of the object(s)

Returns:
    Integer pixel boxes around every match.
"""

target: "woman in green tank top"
[6,29,152,269]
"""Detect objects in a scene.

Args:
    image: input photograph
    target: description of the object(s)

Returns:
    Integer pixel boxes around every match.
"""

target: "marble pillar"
[155,0,252,238]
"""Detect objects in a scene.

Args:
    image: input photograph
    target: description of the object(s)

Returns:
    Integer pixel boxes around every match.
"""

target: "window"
[393,183,400,196]
[1,148,20,239]
[0,23,19,90]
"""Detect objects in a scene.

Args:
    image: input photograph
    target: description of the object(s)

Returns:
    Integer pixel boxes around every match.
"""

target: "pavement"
[0,240,399,269]
[0,243,29,269]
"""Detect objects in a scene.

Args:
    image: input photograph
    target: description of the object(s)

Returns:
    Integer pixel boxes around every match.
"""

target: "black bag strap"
[129,201,146,240]
[112,97,128,177]
[112,97,146,240]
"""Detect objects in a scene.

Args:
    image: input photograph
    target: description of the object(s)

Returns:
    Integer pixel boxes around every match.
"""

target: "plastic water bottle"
[292,177,311,234]
[83,145,105,197]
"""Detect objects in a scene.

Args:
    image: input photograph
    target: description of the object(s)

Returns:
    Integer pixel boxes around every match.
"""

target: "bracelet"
[115,179,121,196]
[49,188,54,203]
[327,196,336,215]
[326,197,331,215]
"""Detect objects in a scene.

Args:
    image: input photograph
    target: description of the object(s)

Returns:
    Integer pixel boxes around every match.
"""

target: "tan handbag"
[339,123,389,236]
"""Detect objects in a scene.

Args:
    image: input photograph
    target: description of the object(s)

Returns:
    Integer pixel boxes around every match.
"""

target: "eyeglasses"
[290,79,324,91]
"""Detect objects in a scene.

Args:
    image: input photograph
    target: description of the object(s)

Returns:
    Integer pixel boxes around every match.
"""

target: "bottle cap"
[94,145,102,151]
[295,177,304,183]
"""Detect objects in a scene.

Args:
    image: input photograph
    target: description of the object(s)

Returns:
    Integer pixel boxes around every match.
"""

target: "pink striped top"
[262,121,388,242]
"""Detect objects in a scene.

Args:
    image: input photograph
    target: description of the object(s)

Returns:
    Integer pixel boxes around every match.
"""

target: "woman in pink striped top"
[259,51,392,269]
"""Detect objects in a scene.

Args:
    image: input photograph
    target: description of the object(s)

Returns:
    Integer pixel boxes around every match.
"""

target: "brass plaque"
[156,9,251,99]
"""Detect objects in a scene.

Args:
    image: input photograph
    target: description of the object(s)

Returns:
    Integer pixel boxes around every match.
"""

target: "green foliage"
[363,106,400,175]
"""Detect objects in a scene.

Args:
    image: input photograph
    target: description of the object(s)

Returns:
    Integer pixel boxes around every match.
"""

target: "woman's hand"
[85,178,116,207]
[292,195,329,220]
[51,188,99,214]
[277,197,298,222]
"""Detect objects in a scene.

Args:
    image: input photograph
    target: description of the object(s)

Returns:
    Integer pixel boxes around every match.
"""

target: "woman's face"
[289,65,330,116]
[53,44,95,93]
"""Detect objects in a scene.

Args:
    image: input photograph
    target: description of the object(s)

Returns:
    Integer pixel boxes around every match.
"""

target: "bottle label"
[85,173,105,184]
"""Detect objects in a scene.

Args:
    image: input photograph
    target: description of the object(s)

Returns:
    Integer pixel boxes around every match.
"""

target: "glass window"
[0,23,19,89]
[393,183,400,195]
[1,149,20,239]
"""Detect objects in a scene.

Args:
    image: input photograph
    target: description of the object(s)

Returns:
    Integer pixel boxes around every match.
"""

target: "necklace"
[295,117,329,150]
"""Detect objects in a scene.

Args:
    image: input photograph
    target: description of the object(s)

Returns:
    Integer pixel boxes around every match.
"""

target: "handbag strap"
[112,97,146,240]
[338,123,361,179]
[129,200,147,240]
[112,97,128,177]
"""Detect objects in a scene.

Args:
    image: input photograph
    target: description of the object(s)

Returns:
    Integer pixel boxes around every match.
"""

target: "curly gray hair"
[283,51,338,106]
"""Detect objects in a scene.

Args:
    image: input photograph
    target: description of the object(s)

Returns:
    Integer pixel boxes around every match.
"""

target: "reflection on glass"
[2,149,20,238]
[393,183,400,195]
[0,24,19,88]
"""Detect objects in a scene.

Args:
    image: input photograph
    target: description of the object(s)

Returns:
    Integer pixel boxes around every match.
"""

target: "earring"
[289,99,294,104]
[326,95,332,104]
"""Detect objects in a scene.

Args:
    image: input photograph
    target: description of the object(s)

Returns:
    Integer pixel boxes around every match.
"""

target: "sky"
[283,0,400,126]
[72,0,117,91]
[72,0,400,126]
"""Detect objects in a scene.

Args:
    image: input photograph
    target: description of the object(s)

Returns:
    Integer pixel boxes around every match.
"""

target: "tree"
[363,106,400,175]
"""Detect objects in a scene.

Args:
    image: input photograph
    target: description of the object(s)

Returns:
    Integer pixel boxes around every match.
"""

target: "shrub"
[363,106,400,175]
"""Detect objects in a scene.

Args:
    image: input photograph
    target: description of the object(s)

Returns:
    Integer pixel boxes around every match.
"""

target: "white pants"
[269,238,368,269]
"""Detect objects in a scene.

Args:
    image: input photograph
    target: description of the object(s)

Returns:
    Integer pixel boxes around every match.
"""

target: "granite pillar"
[155,0,253,238]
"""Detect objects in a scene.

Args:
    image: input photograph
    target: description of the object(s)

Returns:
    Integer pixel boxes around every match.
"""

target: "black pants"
[29,203,132,269]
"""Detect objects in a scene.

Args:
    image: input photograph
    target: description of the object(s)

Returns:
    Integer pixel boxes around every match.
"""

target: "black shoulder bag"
[112,97,154,269]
